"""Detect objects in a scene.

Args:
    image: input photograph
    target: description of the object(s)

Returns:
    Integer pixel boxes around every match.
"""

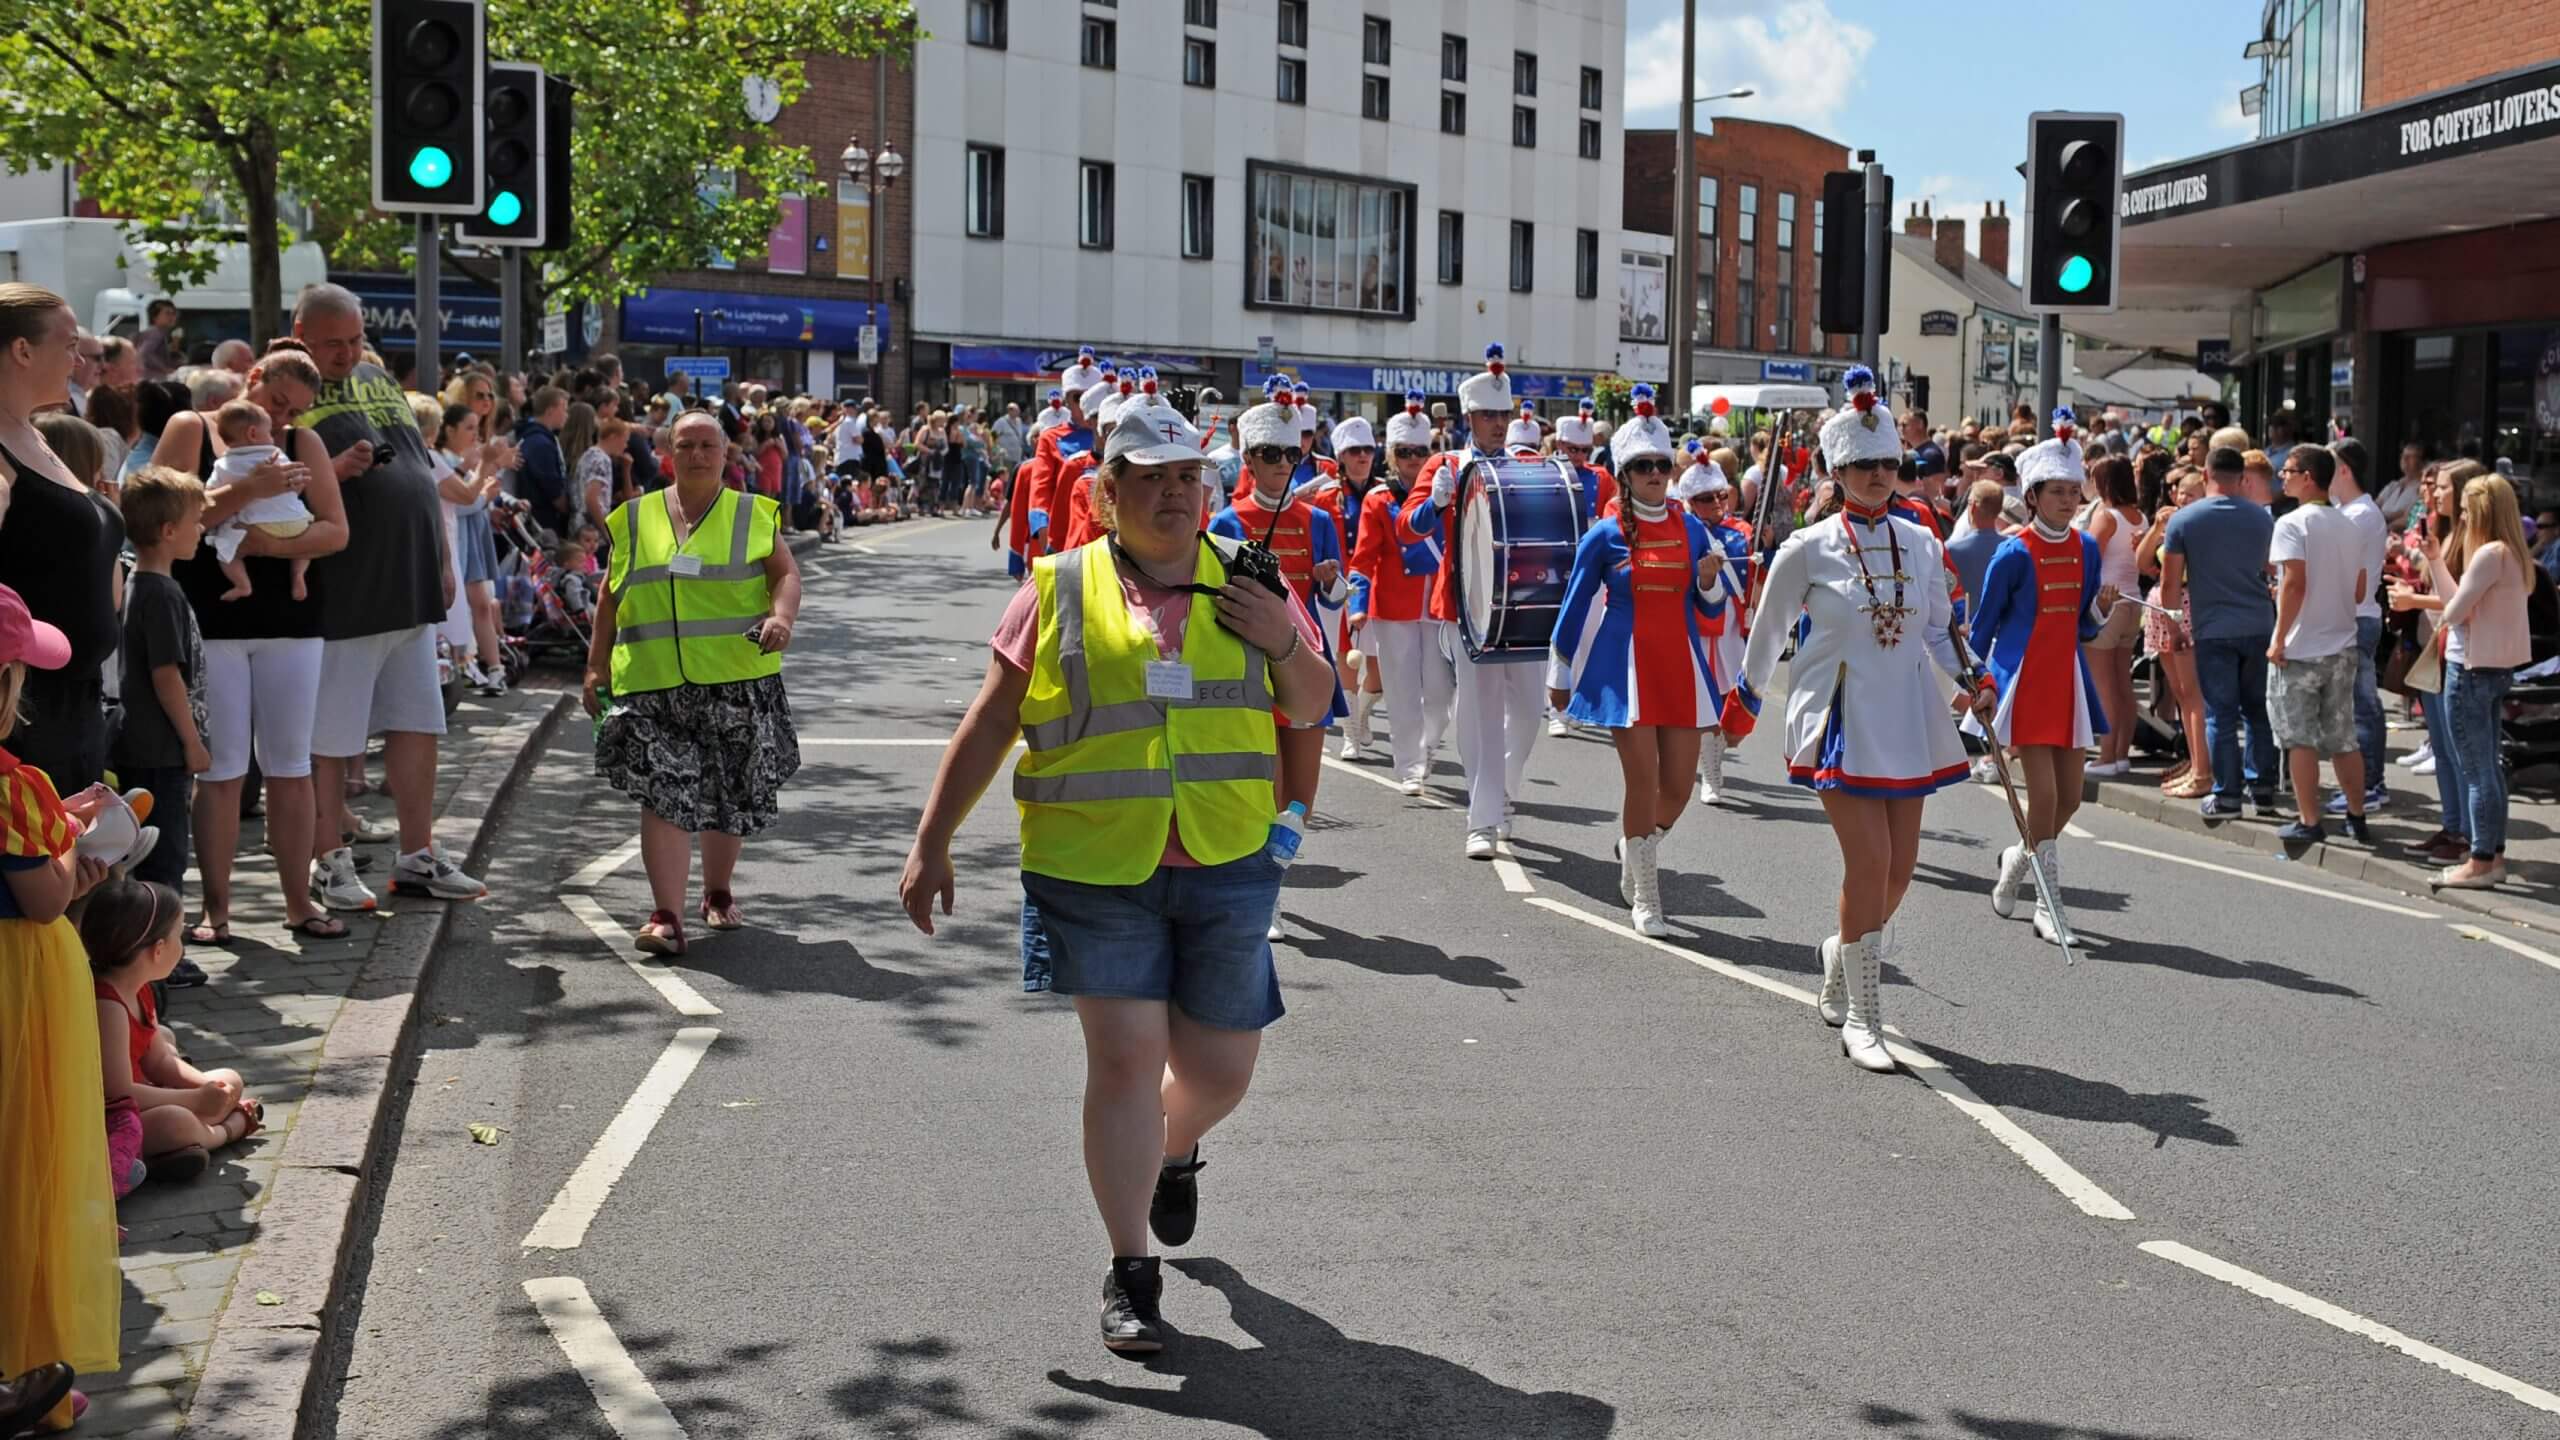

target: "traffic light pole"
[1858,158,1889,370]
[415,214,441,390]
[2037,311,2061,437]
[500,248,523,372]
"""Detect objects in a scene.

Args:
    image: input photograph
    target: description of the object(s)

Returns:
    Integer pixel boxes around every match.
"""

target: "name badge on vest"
[670,553,705,577]
[1145,660,1194,701]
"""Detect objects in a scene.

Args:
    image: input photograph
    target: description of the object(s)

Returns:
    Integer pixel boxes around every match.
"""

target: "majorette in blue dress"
[1546,501,1731,729]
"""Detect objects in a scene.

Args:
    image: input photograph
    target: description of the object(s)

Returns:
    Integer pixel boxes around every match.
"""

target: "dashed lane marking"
[525,1027,720,1251]
[2094,839,2441,919]
[1321,753,1454,808]
[566,835,643,890]
[1525,895,2135,1221]
[2139,1240,2560,1416]
[1490,852,1534,894]
[2450,924,2560,976]
[2062,822,2095,839]
[560,892,722,1018]
[524,1277,692,1438]
[849,518,968,554]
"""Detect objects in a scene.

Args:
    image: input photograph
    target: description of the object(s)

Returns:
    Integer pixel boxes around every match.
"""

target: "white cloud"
[1623,1,1876,134]
[2214,93,2260,139]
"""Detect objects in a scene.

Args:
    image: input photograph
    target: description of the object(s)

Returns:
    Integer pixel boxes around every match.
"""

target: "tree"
[0,0,917,349]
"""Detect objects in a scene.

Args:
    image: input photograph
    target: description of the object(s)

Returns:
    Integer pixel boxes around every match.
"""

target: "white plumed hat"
[1610,384,1677,466]
[1818,365,1903,470]
[2017,407,2087,490]
[1384,389,1433,449]
[1457,343,1515,414]
[1060,345,1102,393]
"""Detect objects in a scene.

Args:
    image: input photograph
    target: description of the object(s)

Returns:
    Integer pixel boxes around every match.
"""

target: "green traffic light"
[2058,255,2095,294]
[408,145,454,189]
[487,190,523,226]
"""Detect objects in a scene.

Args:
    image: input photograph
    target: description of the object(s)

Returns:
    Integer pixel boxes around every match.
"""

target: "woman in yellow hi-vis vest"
[900,396,1334,1355]
[586,410,803,956]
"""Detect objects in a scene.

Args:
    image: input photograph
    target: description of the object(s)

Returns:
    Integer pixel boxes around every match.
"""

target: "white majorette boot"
[1342,687,1376,759]
[1699,730,1727,805]
[1614,835,1634,904]
[2032,839,2068,946]
[1817,935,1847,1027]
[1992,843,2030,919]
[1629,834,1671,938]
[1838,932,1896,1073]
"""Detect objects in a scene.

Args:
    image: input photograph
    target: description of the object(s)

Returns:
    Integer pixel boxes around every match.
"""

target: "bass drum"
[1456,457,1587,661]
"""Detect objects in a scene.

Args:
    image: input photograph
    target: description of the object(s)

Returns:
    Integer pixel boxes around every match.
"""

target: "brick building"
[1622,117,1853,390]
[603,50,916,412]
[2100,0,2560,500]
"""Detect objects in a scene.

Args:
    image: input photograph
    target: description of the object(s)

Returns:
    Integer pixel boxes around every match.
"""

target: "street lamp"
[1670,66,1757,422]
[841,132,904,394]
[1694,86,1756,105]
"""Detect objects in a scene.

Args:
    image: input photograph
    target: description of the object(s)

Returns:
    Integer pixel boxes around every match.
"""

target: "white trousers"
[1452,630,1545,830]
[1365,618,1452,781]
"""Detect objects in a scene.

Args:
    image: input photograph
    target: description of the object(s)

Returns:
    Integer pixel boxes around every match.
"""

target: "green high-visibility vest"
[605,488,783,695]
[1016,535,1278,885]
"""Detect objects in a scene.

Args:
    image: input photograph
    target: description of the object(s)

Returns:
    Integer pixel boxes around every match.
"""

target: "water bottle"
[1266,801,1308,869]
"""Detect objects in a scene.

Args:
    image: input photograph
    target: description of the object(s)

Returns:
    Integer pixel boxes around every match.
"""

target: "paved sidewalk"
[2081,713,2560,937]
[81,687,567,1440]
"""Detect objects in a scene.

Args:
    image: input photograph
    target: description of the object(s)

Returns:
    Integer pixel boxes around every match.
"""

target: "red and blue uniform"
[1547,505,1729,729]
[1969,526,2107,748]
[1009,421,1093,575]
[1210,488,1349,720]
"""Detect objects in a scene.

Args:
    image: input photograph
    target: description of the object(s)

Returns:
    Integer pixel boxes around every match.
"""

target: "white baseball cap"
[1104,400,1207,465]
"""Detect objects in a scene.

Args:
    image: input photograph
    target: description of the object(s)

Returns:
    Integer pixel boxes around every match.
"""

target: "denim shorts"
[1021,851,1287,1030]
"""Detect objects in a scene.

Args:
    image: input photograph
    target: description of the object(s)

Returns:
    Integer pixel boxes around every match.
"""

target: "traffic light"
[371,0,486,214]
[539,76,575,252]
[2023,111,2124,310]
[1819,169,1888,337]
[456,62,545,245]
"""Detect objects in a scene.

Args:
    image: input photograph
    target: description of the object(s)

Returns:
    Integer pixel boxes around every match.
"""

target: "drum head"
[1461,486,1497,642]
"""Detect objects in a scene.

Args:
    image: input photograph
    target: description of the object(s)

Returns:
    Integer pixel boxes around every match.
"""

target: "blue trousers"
[2352,615,2385,792]
[2194,634,2277,801]
[2442,662,2513,860]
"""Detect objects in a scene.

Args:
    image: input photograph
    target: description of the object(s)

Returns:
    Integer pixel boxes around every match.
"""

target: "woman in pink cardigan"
[2389,463,2530,890]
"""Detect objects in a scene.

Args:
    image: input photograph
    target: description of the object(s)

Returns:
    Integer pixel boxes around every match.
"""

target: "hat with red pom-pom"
[1060,346,1102,392]
[1819,365,1902,469]
[1384,389,1433,449]
[1457,343,1514,414]
[1611,384,1676,465]
[1505,400,1543,454]
[2017,407,2087,491]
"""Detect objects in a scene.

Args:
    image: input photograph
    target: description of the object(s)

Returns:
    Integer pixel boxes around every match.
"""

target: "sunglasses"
[1624,458,1675,476]
[1246,445,1304,465]
[1391,445,1431,460]
[1848,458,1904,475]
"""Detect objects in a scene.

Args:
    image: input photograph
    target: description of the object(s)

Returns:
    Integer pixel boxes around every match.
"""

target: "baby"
[207,400,314,601]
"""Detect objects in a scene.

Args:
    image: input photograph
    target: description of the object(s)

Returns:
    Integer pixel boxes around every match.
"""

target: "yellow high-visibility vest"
[1016,535,1278,884]
[604,488,783,695]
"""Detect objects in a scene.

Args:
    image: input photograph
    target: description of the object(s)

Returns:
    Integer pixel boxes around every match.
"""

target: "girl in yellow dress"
[0,582,120,1432]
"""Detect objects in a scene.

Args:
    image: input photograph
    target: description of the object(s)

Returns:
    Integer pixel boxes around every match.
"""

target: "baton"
[1953,633,2081,965]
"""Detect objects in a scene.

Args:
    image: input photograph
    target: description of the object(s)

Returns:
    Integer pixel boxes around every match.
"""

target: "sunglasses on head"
[1246,445,1303,465]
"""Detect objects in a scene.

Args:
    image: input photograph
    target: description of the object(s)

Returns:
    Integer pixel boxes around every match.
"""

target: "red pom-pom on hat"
[1484,342,1506,377]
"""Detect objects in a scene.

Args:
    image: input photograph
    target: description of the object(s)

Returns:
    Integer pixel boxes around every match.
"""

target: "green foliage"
[1590,372,1635,424]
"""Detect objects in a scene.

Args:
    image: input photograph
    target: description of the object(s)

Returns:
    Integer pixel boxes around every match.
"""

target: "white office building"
[906,0,1627,418]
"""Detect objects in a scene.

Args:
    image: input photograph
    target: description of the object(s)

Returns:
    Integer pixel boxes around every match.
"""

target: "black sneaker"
[164,957,210,989]
[2344,815,2375,845]
[1150,1146,1206,1247]
[2251,790,2282,817]
[1100,1256,1164,1353]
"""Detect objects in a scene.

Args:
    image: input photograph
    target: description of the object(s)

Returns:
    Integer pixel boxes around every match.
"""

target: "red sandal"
[699,890,744,932]
[635,910,687,956]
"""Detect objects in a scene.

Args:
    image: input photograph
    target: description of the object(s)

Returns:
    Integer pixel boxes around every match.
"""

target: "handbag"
[2402,619,2445,696]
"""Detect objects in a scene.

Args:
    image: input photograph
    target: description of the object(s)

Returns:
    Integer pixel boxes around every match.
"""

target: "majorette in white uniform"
[1674,451,1755,805]
[1722,365,1976,1074]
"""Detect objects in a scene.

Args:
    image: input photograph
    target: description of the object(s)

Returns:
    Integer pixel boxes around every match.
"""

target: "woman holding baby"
[146,337,352,945]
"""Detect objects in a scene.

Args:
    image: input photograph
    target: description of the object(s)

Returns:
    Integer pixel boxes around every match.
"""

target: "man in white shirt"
[993,402,1028,470]
[832,405,866,475]
[2327,438,2392,815]
[2266,444,2372,845]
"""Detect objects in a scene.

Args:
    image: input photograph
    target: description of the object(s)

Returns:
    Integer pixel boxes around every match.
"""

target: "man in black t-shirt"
[292,284,487,907]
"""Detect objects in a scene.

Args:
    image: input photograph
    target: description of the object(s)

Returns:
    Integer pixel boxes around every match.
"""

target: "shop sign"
[2330,359,2355,391]
[1760,360,1813,382]
[2196,338,2231,374]
[1919,310,1961,337]
[1245,360,1594,400]
[2535,338,2560,434]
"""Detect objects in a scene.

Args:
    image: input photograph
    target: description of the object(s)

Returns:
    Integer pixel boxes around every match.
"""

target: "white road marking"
[1490,852,1534,894]
[525,1027,720,1251]
[798,737,958,747]
[1525,896,2135,1221]
[2062,822,2094,839]
[1321,754,1453,808]
[2139,1240,2560,1416]
[2095,839,2441,919]
[523,1277,692,1438]
[560,893,722,1018]
[2450,924,2560,976]
[849,519,966,554]
[566,836,643,890]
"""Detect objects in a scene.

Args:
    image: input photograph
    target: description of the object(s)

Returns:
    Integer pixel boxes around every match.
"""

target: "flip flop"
[234,1097,266,1140]
[290,915,350,940]
[186,922,235,947]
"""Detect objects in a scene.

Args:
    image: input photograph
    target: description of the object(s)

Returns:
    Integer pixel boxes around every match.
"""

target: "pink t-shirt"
[993,563,1319,867]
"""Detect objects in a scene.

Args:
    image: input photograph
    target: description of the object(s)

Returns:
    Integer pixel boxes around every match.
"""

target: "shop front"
[1241,358,1599,423]
[936,344,1230,416]
[614,285,892,400]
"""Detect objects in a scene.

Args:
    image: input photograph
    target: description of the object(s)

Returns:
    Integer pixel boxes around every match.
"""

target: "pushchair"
[490,499,594,680]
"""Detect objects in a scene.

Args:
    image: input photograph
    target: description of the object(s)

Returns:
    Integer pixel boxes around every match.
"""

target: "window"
[1184,0,1215,24]
[1182,174,1214,259]
[1735,246,1756,351]
[1278,56,1305,104]
[1813,198,1824,256]
[965,145,1004,237]
[1277,0,1305,47]
[1440,90,1465,134]
[1575,228,1598,300]
[1437,210,1463,285]
[1698,175,1718,237]
[1696,261,1714,347]
[1738,184,1757,244]
[1775,280,1794,353]
[966,0,1006,48]
[1080,16,1115,68]
[1777,192,1796,251]
[1184,37,1215,86]
[1363,74,1391,121]
[1508,221,1533,292]
[1364,16,1391,66]
[1579,66,1602,110]
[1577,118,1601,160]
[1441,34,1466,82]
[1247,162,1414,317]
[1078,160,1114,250]
[1513,51,1537,97]
[1512,105,1536,148]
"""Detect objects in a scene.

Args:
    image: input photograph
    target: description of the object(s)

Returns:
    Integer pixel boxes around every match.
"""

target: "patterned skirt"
[596,674,801,835]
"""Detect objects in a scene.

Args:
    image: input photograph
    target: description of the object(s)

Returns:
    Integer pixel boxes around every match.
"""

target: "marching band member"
[1507,402,1543,458]
[1351,393,1453,794]
[1675,449,1754,805]
[1967,415,2116,944]
[1010,353,1106,576]
[1213,393,1350,938]
[1720,367,1988,1074]
[1554,397,1621,519]
[1401,345,1586,859]
[1546,396,1732,936]
[1323,415,1386,758]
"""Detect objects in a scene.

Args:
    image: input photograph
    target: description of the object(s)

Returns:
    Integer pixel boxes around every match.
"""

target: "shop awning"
[2088,59,2560,355]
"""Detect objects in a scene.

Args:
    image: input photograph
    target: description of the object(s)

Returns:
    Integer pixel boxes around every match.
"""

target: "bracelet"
[1275,629,1304,664]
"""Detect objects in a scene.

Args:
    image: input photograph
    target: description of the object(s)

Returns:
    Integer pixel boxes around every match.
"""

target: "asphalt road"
[324,517,2560,1440]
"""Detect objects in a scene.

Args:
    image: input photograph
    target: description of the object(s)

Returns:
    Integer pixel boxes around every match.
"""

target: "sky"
[1620,0,2264,281]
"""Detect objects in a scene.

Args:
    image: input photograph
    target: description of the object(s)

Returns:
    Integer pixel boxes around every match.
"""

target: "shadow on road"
[1046,1257,1617,1440]
[1919,1041,2240,1149]
[1864,1401,2225,1439]
[2078,932,2369,1002]
[1281,914,1523,998]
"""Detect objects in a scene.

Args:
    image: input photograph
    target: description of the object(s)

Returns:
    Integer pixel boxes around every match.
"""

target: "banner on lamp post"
[836,179,872,282]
